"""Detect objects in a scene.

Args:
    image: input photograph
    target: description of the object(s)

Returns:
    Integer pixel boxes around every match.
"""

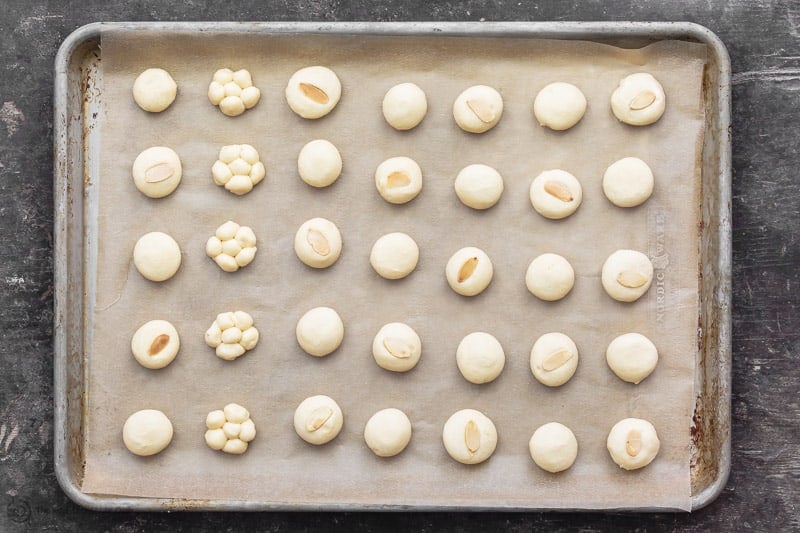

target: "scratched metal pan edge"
[53,20,731,512]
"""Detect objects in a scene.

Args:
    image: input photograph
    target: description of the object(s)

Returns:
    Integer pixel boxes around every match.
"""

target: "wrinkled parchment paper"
[81,28,706,510]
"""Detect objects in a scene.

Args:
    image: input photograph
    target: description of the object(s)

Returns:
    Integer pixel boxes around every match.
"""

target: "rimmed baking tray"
[54,21,731,511]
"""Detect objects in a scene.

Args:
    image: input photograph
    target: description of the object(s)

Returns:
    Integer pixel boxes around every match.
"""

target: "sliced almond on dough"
[617,270,648,288]
[144,163,175,183]
[383,337,412,359]
[299,82,329,104]
[543,180,573,202]
[629,90,656,110]
[465,420,481,454]
[457,257,479,283]
[148,334,170,356]
[466,99,495,123]
[626,428,642,456]
[307,229,330,256]
[542,348,574,371]
[386,171,411,188]
[306,406,333,432]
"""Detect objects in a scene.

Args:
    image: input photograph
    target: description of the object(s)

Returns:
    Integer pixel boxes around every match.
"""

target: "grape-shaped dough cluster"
[205,220,257,272]
[204,403,256,454]
[207,68,261,117]
[212,144,266,196]
[205,310,259,361]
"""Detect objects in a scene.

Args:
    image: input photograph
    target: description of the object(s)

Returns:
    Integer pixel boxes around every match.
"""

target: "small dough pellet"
[285,66,342,119]
[606,418,660,470]
[205,220,257,273]
[610,73,666,126]
[530,332,579,387]
[525,253,575,302]
[442,409,498,465]
[204,310,259,361]
[211,144,266,196]
[372,322,422,372]
[133,231,182,282]
[370,232,419,280]
[601,249,654,302]
[606,332,659,384]
[533,82,587,131]
[131,319,180,369]
[293,395,344,445]
[454,164,504,210]
[528,422,578,473]
[296,306,344,357]
[364,408,412,458]
[382,82,428,131]
[445,246,493,297]
[456,332,505,384]
[132,68,177,113]
[602,157,654,208]
[207,68,261,117]
[122,409,174,457]
[453,85,504,133]
[297,139,342,188]
[374,156,423,205]
[132,146,182,199]
[529,170,583,220]
[294,217,342,269]
[205,403,257,455]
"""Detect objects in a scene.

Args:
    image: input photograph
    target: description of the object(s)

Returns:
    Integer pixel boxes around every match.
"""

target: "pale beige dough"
[296,306,344,357]
[453,85,503,133]
[529,169,583,220]
[133,231,182,282]
[606,332,659,384]
[204,403,256,455]
[205,221,257,273]
[456,332,505,384]
[533,82,587,131]
[204,310,259,361]
[369,232,419,280]
[445,246,493,297]
[382,82,428,130]
[601,249,654,302]
[363,408,412,457]
[528,422,578,473]
[442,409,497,465]
[132,146,182,199]
[293,395,344,445]
[122,409,173,456]
[610,73,666,126]
[454,164,504,210]
[293,217,342,269]
[607,418,660,470]
[374,156,423,204]
[602,157,654,208]
[207,68,261,117]
[530,332,579,387]
[372,322,422,372]
[297,139,342,188]
[132,68,177,113]
[211,144,266,196]
[131,320,180,369]
[285,66,342,119]
[525,253,575,302]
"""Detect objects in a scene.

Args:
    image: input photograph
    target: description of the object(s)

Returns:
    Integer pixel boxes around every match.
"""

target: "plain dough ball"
[294,217,342,269]
[364,408,412,457]
[606,333,659,384]
[533,82,587,131]
[607,418,661,470]
[285,66,342,119]
[132,68,177,112]
[603,157,654,207]
[445,246,493,297]
[370,232,419,280]
[601,249,654,302]
[529,170,583,220]
[375,156,423,204]
[529,422,578,473]
[132,146,182,199]
[298,139,342,188]
[382,82,428,130]
[293,395,343,445]
[453,85,504,133]
[454,164,504,210]
[372,322,422,372]
[131,320,180,369]
[442,409,497,465]
[296,307,344,357]
[530,332,579,387]
[610,73,666,126]
[133,231,181,282]
[122,409,173,456]
[525,253,575,301]
[456,332,505,384]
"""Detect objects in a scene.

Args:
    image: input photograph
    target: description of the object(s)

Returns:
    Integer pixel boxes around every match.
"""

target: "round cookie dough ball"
[529,422,578,473]
[533,82,587,131]
[442,409,497,465]
[131,320,180,369]
[529,169,583,220]
[525,253,575,302]
[610,73,666,126]
[132,68,177,113]
[453,85,504,133]
[445,246,493,297]
[372,322,422,372]
[382,82,427,130]
[375,156,423,205]
[606,333,659,384]
[132,146,182,199]
[454,164,504,210]
[293,395,344,445]
[294,217,343,269]
[607,418,660,470]
[530,332,579,387]
[122,409,173,456]
[133,231,181,282]
[456,332,505,384]
[602,157,654,208]
[601,249,654,302]
[298,139,342,188]
[364,408,412,458]
[204,403,257,454]
[370,232,419,280]
[296,306,344,357]
[285,66,342,119]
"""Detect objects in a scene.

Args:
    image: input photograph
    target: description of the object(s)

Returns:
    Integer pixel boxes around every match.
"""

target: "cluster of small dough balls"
[204,310,259,361]
[205,220,257,273]
[207,68,261,117]
[212,144,266,196]
[205,403,257,455]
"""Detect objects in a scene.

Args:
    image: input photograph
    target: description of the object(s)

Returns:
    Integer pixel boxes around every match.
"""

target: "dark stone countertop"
[1,1,797,531]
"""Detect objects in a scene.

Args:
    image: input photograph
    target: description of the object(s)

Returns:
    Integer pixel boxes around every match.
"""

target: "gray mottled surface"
[1,0,798,530]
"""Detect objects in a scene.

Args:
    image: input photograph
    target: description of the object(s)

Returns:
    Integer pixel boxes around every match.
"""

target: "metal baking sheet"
[53,21,731,511]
